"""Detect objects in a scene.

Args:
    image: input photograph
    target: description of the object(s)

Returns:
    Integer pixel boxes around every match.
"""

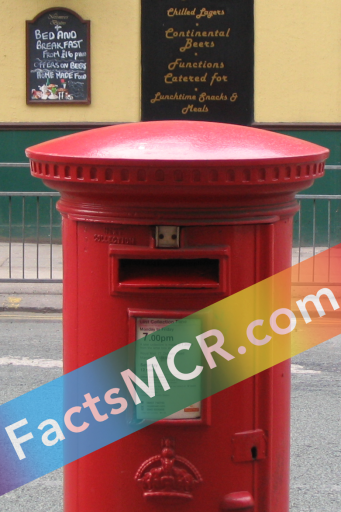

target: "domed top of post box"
[26,121,329,187]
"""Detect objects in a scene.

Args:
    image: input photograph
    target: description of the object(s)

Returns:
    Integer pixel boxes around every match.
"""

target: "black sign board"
[142,0,253,124]
[26,8,90,104]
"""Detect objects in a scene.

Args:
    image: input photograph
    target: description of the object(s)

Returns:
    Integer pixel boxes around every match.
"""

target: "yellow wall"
[0,0,141,122]
[255,0,341,122]
[1,1,341,123]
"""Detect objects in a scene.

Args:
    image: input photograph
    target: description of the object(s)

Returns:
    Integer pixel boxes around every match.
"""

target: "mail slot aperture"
[119,258,219,289]
[109,246,230,295]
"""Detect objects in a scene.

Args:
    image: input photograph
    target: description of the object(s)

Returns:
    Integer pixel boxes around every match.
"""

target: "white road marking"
[291,364,321,374]
[0,359,321,373]
[0,356,62,368]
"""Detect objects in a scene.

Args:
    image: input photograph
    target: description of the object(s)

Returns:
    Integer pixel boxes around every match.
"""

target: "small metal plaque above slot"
[156,226,180,248]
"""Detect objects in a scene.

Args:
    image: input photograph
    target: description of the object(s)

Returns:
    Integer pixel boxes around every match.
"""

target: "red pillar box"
[26,122,328,512]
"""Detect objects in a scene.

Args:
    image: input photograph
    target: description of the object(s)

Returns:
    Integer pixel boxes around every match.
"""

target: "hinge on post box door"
[231,429,267,463]
[220,491,255,511]
[156,226,180,248]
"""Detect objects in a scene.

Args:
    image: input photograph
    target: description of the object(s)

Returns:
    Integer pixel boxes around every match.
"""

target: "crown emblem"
[135,438,202,500]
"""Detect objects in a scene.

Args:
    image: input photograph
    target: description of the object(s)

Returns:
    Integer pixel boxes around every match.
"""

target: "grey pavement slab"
[0,293,62,313]
[291,246,328,265]
[0,242,62,280]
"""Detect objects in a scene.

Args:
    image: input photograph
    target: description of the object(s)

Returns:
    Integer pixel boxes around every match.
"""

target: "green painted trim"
[252,122,341,131]
[0,122,125,131]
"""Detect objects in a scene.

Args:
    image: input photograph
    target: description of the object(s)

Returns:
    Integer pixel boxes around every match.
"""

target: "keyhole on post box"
[251,446,258,460]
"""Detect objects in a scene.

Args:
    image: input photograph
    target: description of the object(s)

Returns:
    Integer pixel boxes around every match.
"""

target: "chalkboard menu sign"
[141,0,253,124]
[26,8,90,104]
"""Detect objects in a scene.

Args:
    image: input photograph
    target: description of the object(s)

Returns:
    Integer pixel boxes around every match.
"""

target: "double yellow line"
[0,313,62,321]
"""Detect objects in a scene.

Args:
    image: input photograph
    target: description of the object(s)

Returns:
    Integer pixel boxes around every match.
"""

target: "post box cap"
[26,121,329,186]
[26,121,329,165]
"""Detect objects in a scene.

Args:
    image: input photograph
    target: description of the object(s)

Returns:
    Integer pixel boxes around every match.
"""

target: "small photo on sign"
[26,8,90,104]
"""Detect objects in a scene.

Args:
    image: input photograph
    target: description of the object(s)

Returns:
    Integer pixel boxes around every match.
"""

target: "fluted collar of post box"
[26,121,329,186]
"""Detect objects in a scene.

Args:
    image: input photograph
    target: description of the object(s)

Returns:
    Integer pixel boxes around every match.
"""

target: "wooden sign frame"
[26,7,90,105]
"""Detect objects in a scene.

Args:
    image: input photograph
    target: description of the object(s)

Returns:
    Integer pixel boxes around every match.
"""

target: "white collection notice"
[136,317,202,420]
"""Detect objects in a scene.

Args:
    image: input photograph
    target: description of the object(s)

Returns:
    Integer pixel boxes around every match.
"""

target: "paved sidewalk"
[0,282,63,313]
[0,242,63,313]
[0,245,338,313]
[0,242,62,280]
[291,246,328,265]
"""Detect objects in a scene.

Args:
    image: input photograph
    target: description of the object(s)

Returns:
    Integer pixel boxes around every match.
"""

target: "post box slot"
[118,258,220,289]
[110,246,230,294]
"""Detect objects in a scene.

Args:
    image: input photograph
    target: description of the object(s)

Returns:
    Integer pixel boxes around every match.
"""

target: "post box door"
[63,219,290,512]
